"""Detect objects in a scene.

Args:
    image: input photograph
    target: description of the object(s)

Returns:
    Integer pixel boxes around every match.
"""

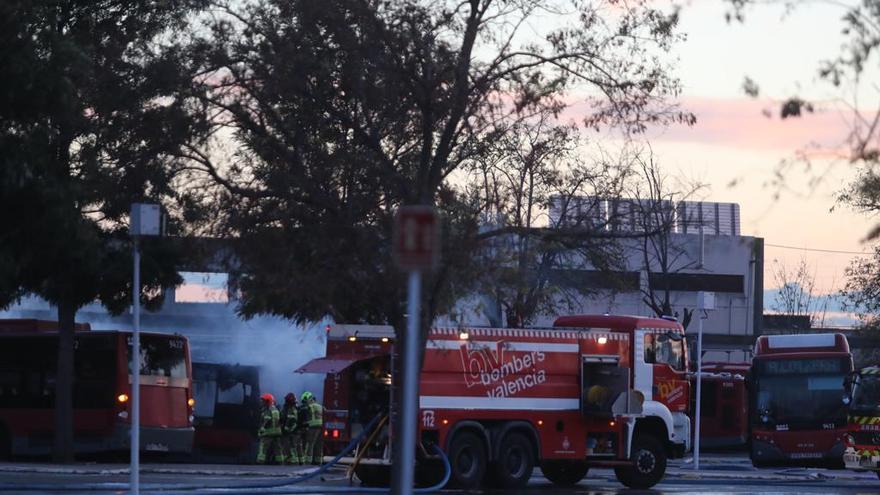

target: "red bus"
[0,320,195,457]
[696,362,749,450]
[750,333,852,467]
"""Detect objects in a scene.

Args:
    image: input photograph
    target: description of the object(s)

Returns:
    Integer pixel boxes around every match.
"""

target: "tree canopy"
[0,0,205,461]
[174,0,693,330]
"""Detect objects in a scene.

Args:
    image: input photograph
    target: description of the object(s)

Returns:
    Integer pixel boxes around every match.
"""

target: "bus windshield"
[754,357,850,427]
[852,374,880,412]
[128,335,188,379]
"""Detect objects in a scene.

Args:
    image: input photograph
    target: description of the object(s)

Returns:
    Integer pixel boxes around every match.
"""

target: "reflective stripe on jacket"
[282,405,298,435]
[307,402,323,427]
[258,405,282,437]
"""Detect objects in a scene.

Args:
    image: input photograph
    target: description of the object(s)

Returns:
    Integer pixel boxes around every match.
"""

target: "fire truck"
[298,315,691,489]
[843,365,880,477]
[749,333,853,467]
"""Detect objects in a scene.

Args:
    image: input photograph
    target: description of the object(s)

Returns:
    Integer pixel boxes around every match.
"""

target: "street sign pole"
[693,290,714,471]
[393,270,421,495]
[391,206,438,495]
[129,203,161,495]
[131,239,141,494]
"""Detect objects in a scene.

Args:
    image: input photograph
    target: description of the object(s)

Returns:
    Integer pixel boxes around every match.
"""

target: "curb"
[0,464,323,477]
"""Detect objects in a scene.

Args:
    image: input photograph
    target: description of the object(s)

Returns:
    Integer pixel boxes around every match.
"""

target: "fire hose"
[0,411,452,494]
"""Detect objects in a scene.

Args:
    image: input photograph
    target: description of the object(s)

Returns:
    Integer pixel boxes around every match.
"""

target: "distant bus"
[750,333,852,467]
[0,320,195,457]
[191,362,260,463]
[697,362,749,450]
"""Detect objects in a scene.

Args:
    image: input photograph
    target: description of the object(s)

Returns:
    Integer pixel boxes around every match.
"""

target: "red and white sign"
[393,206,440,270]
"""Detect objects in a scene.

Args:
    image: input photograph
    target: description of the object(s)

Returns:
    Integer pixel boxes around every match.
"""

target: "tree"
[770,257,832,327]
[629,151,705,329]
[176,0,692,333]
[842,245,880,325]
[726,1,880,237]
[0,0,203,461]
[467,113,630,327]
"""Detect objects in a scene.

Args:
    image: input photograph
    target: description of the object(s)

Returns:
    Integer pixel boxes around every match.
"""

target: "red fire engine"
[750,333,853,467]
[298,315,691,489]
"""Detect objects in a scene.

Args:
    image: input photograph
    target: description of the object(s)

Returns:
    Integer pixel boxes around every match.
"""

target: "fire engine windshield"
[852,374,880,412]
[754,357,850,427]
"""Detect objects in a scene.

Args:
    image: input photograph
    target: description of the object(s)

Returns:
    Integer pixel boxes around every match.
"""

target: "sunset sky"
[647,0,876,299]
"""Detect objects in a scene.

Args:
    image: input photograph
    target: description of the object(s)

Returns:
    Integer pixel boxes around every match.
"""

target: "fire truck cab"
[843,365,880,477]
[300,315,690,489]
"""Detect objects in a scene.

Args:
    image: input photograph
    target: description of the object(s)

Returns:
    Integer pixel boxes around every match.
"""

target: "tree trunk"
[53,298,76,463]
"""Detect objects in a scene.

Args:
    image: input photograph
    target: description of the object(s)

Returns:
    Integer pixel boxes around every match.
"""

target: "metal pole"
[392,270,421,495]
[131,239,141,494]
[693,310,703,471]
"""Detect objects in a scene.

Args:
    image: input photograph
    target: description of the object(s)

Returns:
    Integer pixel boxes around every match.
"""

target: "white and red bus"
[750,333,853,467]
[0,319,195,458]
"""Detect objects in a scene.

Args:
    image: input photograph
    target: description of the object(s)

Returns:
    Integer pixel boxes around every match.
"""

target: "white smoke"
[1,293,331,402]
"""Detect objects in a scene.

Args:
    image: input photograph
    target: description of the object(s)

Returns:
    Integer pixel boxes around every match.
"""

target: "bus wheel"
[448,431,487,489]
[355,465,391,487]
[540,460,589,486]
[614,435,666,489]
[491,432,534,488]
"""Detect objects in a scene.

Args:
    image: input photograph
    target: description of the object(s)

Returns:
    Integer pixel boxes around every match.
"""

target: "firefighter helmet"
[260,393,275,404]
[301,391,313,402]
[285,392,296,403]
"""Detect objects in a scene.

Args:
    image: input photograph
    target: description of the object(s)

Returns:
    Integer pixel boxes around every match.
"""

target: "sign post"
[391,206,439,495]
[129,204,161,495]
[693,290,714,471]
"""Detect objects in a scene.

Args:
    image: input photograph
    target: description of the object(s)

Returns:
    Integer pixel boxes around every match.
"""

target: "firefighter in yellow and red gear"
[256,393,284,464]
[280,393,303,465]
[301,391,324,465]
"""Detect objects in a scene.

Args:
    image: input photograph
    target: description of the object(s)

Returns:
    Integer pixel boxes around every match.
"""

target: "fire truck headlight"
[187,398,196,407]
[598,336,608,345]
[118,411,129,419]
[537,420,544,426]
[459,331,469,340]
[117,393,129,404]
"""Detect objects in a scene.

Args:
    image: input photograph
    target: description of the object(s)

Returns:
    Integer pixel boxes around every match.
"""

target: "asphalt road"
[0,459,878,495]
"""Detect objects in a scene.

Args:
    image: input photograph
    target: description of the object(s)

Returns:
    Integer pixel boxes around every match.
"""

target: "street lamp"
[129,203,162,495]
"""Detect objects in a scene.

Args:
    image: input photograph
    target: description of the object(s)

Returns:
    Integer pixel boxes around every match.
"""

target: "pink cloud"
[562,96,851,152]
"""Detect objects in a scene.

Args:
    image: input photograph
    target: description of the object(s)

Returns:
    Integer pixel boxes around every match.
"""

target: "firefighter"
[291,392,312,465]
[280,392,302,465]
[301,391,324,465]
[256,393,284,464]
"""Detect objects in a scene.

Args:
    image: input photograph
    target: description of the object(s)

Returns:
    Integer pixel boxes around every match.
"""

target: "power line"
[764,243,869,255]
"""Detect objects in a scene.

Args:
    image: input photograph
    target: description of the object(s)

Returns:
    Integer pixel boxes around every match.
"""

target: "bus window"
[130,336,187,378]
[0,370,22,407]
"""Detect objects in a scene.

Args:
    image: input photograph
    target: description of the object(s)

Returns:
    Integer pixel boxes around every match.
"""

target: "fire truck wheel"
[614,435,666,489]
[540,460,589,486]
[491,432,534,488]
[448,431,488,489]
